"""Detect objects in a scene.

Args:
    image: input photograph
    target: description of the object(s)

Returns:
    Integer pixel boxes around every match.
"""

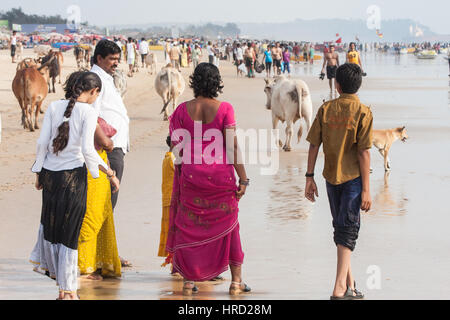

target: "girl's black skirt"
[39,165,88,250]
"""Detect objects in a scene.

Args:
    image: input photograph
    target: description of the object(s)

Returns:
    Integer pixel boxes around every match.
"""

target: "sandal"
[330,282,365,300]
[120,257,133,268]
[229,281,251,296]
[183,281,199,296]
[350,281,365,300]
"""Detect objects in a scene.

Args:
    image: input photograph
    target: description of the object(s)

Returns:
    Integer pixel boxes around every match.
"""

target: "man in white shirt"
[139,38,149,68]
[10,31,17,63]
[236,43,244,62]
[91,39,132,267]
[91,40,129,209]
[235,43,244,76]
[207,41,214,64]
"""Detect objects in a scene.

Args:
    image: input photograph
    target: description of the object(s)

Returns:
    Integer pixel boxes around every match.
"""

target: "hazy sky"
[1,0,449,34]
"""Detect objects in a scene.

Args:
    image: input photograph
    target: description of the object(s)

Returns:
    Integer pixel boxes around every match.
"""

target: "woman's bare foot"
[81,273,103,281]
[62,292,79,300]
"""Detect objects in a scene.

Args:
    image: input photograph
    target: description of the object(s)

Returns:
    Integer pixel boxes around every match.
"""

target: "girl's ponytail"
[52,87,81,154]
[52,71,102,155]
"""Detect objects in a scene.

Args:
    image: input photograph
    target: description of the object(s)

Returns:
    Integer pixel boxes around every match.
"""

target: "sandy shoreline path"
[1,49,450,299]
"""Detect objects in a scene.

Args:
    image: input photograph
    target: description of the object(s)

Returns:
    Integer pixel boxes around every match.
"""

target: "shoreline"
[1,48,450,299]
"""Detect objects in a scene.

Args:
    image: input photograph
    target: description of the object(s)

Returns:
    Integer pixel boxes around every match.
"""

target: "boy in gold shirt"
[305,63,373,300]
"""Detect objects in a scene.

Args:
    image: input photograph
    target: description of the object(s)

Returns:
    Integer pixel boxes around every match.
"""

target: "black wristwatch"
[239,179,250,186]
[305,172,314,178]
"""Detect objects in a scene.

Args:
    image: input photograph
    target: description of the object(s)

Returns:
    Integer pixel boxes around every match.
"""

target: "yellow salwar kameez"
[158,152,175,259]
[181,47,188,68]
[78,150,121,277]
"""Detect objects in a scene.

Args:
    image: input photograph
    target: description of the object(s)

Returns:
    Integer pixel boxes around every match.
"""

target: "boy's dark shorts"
[326,65,337,79]
[11,44,16,57]
[326,176,362,252]
[273,59,281,68]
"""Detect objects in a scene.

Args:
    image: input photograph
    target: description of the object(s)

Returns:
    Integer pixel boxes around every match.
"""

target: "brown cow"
[12,67,48,131]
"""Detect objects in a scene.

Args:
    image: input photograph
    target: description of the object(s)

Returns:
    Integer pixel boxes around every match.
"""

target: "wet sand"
[0,48,450,300]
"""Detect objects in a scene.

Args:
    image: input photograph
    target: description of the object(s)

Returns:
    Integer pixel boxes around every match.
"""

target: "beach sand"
[1,48,450,300]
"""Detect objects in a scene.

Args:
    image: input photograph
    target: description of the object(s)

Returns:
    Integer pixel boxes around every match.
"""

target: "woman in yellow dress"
[346,42,367,76]
[181,43,188,68]
[78,119,121,280]
[159,136,175,265]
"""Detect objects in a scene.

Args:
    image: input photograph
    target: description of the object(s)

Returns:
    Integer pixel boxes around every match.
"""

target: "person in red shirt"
[293,43,300,64]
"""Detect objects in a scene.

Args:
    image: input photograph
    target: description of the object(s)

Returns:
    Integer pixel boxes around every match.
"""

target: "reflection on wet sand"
[371,172,408,217]
[266,154,313,222]
[76,271,257,300]
[78,277,121,300]
[448,80,450,106]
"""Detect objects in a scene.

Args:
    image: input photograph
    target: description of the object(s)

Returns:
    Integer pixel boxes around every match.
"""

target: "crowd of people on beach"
[2,29,446,300]
[7,28,449,79]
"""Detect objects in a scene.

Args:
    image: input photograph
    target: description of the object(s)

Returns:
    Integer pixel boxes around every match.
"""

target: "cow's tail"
[18,74,26,128]
[160,69,173,115]
[22,75,31,127]
[160,99,171,115]
[295,81,310,143]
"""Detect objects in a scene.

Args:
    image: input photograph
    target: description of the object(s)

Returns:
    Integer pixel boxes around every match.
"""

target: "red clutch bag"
[95,117,117,150]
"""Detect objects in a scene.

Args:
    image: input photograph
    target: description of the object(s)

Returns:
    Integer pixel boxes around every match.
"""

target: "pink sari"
[166,101,244,281]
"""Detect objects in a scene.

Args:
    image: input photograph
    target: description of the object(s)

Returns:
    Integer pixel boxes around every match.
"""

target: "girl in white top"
[30,71,120,300]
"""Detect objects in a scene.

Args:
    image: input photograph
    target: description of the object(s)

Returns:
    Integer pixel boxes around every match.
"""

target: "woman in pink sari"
[166,63,251,296]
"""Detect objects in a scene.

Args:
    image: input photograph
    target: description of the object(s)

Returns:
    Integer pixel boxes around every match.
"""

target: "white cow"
[145,52,158,75]
[34,45,52,57]
[155,64,185,121]
[16,42,23,61]
[264,76,313,151]
[113,69,127,97]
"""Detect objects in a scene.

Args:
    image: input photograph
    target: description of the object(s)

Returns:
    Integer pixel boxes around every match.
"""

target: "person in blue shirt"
[264,45,273,78]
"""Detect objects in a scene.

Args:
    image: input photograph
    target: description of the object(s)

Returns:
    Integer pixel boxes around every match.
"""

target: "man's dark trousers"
[108,148,125,210]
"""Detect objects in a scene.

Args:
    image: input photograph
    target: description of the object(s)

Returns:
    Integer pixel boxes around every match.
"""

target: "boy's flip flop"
[330,282,365,300]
